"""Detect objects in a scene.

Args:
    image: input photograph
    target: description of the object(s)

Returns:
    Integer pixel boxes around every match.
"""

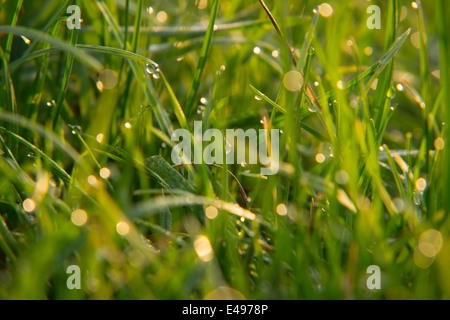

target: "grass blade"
[186,0,220,118]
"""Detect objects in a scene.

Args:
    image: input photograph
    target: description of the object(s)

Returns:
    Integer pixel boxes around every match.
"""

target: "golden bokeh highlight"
[116,221,130,236]
[283,70,303,92]
[87,175,100,188]
[71,209,88,226]
[415,178,427,192]
[99,167,111,179]
[434,137,445,151]
[318,3,334,17]
[315,153,326,164]
[23,198,36,212]
[418,229,443,258]
[98,69,118,90]
[276,204,288,216]
[194,235,213,262]
[205,205,219,220]
[156,11,168,23]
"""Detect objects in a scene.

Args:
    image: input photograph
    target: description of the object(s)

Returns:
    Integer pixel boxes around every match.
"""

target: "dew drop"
[70,125,82,135]
[145,63,160,77]
[21,36,31,45]
[145,63,154,75]
[46,100,56,107]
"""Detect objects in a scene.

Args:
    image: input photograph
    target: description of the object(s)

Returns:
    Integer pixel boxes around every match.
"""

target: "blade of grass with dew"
[258,0,322,111]
[145,156,196,193]
[94,1,173,135]
[134,218,185,247]
[383,144,406,199]
[131,194,257,221]
[17,1,72,63]
[249,85,325,140]
[52,16,79,130]
[0,25,103,71]
[416,0,433,213]
[186,0,220,118]
[373,0,400,138]
[326,28,411,102]
[249,85,287,114]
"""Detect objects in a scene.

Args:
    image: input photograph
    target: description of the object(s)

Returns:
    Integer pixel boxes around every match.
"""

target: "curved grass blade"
[0,25,102,72]
[249,85,287,114]
[131,194,257,221]
[325,28,411,101]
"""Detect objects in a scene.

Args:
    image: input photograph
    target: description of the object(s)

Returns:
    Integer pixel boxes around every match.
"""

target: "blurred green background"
[1,0,450,299]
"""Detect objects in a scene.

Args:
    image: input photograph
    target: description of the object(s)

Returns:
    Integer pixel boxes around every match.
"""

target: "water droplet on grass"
[70,125,82,135]
[308,105,317,113]
[21,36,31,45]
[46,100,56,107]
[145,63,160,77]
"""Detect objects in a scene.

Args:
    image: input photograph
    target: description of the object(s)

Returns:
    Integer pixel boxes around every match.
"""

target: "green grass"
[1,0,450,300]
